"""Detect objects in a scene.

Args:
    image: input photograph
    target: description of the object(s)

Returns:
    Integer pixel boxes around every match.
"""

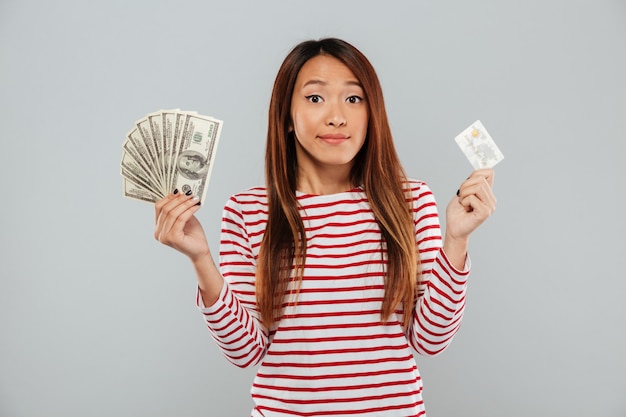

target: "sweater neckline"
[295,185,364,199]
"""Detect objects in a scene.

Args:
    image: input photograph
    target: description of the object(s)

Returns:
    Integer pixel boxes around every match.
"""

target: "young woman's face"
[290,55,369,177]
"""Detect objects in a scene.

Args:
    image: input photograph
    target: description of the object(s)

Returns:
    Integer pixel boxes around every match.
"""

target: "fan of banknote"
[120,109,223,205]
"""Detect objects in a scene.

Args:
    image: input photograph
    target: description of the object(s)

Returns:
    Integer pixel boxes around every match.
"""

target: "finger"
[167,199,203,241]
[155,191,189,236]
[156,193,196,233]
[458,170,495,199]
[459,176,492,199]
[155,191,192,239]
[459,177,497,212]
[155,189,180,223]
[156,194,201,243]
[459,193,495,220]
[468,168,495,187]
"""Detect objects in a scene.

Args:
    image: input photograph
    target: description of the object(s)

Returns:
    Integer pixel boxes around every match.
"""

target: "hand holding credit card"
[454,120,504,169]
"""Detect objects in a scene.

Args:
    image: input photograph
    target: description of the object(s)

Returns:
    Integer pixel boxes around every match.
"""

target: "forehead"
[295,55,360,86]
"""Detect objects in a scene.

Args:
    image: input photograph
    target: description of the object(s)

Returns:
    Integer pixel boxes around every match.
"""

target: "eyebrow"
[302,79,363,88]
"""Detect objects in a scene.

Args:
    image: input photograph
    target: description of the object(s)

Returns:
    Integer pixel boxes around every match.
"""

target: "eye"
[347,95,363,104]
[305,95,323,103]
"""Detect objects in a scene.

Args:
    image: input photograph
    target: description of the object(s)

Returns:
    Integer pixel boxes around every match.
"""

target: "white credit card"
[454,120,504,169]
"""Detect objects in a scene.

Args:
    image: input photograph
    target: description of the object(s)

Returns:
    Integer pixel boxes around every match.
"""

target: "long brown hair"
[257,38,420,329]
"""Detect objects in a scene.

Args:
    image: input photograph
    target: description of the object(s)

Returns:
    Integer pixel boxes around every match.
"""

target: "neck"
[296,165,353,195]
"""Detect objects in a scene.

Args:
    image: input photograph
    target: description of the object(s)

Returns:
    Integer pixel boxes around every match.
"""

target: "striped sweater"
[197,180,470,416]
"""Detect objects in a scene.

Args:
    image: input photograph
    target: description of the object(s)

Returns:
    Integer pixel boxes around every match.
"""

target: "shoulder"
[228,186,267,204]
[405,178,433,199]
[404,178,439,217]
[223,186,268,217]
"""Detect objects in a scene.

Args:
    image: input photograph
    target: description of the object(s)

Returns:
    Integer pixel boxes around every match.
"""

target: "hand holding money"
[120,109,223,205]
[153,172,225,306]
[154,190,211,262]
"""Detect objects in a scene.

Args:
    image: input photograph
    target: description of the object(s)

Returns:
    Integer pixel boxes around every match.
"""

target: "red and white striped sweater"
[197,180,470,416]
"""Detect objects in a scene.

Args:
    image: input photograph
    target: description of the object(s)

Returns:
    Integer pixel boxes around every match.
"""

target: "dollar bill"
[120,150,163,199]
[120,110,223,205]
[123,127,164,194]
[122,176,160,203]
[171,113,223,205]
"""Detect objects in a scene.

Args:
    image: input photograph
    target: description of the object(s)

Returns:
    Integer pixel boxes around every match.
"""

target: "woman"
[154,38,496,416]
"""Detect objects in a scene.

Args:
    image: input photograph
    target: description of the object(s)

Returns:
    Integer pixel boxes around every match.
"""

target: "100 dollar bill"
[169,113,222,205]
[121,110,223,205]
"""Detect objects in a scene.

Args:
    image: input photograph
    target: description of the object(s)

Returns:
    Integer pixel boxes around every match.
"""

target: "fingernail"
[456,189,460,197]
[185,190,192,196]
[173,189,178,195]
[195,201,201,206]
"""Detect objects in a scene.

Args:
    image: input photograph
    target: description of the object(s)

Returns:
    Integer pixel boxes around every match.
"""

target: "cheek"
[290,112,309,136]
[358,115,369,138]
[289,106,299,132]
[289,108,300,132]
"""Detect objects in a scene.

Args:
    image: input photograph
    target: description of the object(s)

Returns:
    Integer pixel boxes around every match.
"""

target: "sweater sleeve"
[195,195,268,368]
[407,181,471,356]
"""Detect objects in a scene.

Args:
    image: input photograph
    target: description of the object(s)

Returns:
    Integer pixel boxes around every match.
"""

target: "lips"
[318,133,349,144]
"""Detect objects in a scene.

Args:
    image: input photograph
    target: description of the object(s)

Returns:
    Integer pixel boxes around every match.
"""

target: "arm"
[154,190,225,305]
[195,195,269,368]
[154,191,268,368]
[444,168,497,269]
[405,182,469,356]
[407,170,496,356]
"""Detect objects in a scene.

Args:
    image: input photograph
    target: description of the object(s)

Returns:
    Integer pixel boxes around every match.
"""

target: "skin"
[289,55,369,195]
[444,168,496,269]
[154,55,496,307]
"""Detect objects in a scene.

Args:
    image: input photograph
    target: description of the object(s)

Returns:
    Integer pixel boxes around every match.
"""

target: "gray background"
[1,0,624,416]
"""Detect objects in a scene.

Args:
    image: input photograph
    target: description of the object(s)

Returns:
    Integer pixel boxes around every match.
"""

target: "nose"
[326,102,346,127]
